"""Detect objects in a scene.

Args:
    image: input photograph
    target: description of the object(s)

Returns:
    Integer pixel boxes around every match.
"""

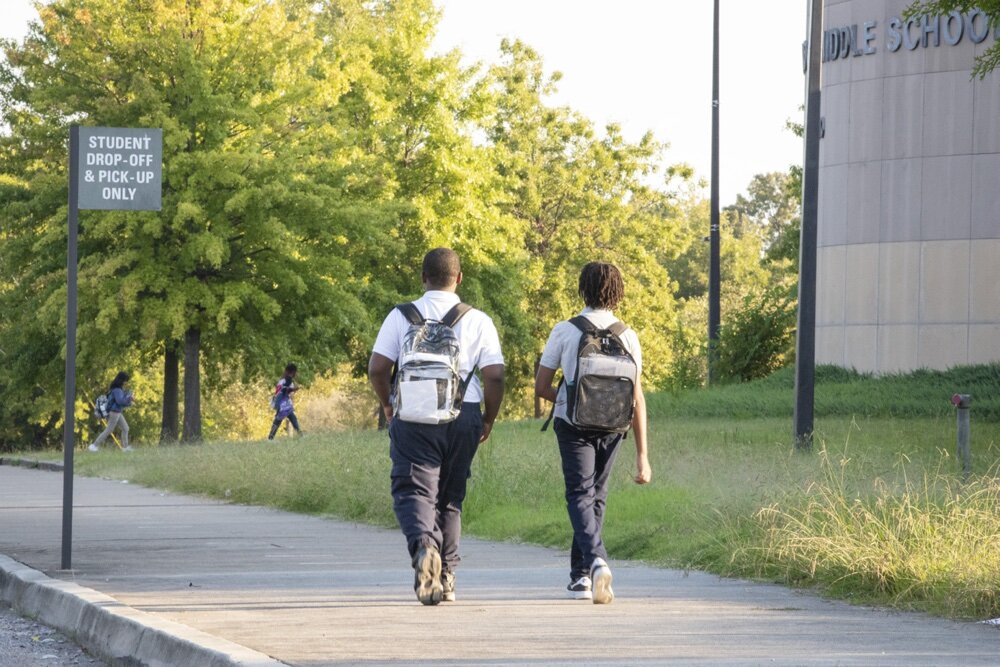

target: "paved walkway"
[0,465,997,666]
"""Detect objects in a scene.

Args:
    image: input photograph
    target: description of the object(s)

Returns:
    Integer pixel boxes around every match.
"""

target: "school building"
[816,0,1000,372]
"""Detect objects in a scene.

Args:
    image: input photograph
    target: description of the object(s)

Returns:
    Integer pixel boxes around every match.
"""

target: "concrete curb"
[0,554,285,667]
[0,456,63,472]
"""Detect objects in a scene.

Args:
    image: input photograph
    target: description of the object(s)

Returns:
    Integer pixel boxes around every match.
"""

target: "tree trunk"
[160,342,180,443]
[182,328,201,443]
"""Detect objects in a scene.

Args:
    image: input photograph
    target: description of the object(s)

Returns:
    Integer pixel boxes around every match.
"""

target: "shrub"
[713,284,796,382]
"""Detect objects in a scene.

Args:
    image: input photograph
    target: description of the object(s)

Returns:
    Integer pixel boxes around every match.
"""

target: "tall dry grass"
[725,443,1000,619]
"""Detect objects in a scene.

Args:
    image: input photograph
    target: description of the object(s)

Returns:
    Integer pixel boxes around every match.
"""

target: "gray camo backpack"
[543,316,637,433]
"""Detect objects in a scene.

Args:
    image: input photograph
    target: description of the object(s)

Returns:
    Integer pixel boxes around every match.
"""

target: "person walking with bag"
[535,262,651,604]
[368,248,505,605]
[268,363,302,440]
[88,371,134,452]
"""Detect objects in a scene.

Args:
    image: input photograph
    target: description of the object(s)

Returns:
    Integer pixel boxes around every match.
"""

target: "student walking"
[368,248,505,605]
[88,371,134,452]
[535,262,651,604]
[268,364,302,440]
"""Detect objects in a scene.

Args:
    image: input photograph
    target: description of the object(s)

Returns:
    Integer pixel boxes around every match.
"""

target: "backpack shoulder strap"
[607,321,629,337]
[445,303,475,403]
[569,315,598,334]
[442,302,472,328]
[573,317,629,337]
[606,320,637,363]
[395,302,424,325]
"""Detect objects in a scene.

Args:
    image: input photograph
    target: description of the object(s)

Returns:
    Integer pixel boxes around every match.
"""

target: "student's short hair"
[578,262,625,310]
[285,363,297,374]
[422,248,461,289]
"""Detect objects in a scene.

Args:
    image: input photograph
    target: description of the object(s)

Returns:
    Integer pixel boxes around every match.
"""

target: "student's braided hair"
[578,262,625,310]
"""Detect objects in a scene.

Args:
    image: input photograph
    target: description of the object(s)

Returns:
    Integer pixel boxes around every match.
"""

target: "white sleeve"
[626,330,643,374]
[538,322,565,370]
[371,309,404,362]
[476,316,505,368]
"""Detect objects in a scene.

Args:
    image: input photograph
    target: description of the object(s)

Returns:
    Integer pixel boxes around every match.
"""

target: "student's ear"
[421,271,429,289]
[455,271,463,287]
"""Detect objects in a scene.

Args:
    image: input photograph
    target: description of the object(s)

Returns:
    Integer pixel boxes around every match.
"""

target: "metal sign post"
[61,127,80,570]
[61,126,161,570]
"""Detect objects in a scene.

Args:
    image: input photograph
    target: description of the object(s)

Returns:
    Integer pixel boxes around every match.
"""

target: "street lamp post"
[794,0,824,450]
[708,0,721,384]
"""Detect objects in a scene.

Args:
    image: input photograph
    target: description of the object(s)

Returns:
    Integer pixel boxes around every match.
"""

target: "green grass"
[650,363,1000,420]
[71,363,1000,620]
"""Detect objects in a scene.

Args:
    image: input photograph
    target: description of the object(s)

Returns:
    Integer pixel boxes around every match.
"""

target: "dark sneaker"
[441,571,456,602]
[567,576,592,600]
[413,545,443,606]
[590,558,614,605]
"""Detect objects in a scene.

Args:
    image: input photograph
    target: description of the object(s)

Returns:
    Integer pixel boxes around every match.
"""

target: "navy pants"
[268,410,301,439]
[388,403,483,571]
[554,417,623,580]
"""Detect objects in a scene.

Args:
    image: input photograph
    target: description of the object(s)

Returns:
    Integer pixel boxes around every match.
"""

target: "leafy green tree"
[660,183,779,387]
[481,39,684,387]
[762,117,804,271]
[728,171,799,249]
[765,215,800,270]
[663,185,771,303]
[314,0,536,393]
[907,2,1000,75]
[0,0,378,443]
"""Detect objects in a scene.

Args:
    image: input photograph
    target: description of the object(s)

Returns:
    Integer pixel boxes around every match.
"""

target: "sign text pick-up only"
[77,127,162,211]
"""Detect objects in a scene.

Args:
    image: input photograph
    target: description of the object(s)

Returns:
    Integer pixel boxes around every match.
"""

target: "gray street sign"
[77,127,162,211]
[62,125,163,569]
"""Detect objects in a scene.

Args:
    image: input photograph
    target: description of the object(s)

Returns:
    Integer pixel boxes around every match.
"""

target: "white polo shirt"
[539,307,642,422]
[372,290,505,404]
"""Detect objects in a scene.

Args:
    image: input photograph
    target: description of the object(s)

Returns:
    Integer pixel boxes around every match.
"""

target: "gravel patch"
[0,602,105,666]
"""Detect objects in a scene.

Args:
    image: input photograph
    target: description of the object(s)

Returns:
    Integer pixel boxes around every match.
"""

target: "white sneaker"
[567,576,592,600]
[590,558,614,605]
[87,444,99,452]
[441,571,456,602]
[123,446,134,452]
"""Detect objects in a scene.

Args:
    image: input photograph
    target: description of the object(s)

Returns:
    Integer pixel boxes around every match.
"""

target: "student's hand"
[382,404,394,423]
[479,419,494,443]
[634,454,652,485]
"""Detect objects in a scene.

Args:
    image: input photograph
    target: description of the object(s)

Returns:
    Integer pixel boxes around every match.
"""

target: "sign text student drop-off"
[77,127,163,210]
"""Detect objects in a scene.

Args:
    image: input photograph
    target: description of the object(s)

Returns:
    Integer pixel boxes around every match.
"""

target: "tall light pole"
[708,0,721,384]
[794,0,824,450]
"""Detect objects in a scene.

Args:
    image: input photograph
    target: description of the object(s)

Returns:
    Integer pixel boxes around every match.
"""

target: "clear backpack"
[94,393,111,419]
[392,302,472,424]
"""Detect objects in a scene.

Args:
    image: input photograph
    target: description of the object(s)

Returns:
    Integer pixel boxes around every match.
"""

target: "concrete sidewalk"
[0,465,996,666]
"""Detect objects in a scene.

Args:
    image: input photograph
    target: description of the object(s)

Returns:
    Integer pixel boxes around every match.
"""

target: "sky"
[1,1,808,205]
